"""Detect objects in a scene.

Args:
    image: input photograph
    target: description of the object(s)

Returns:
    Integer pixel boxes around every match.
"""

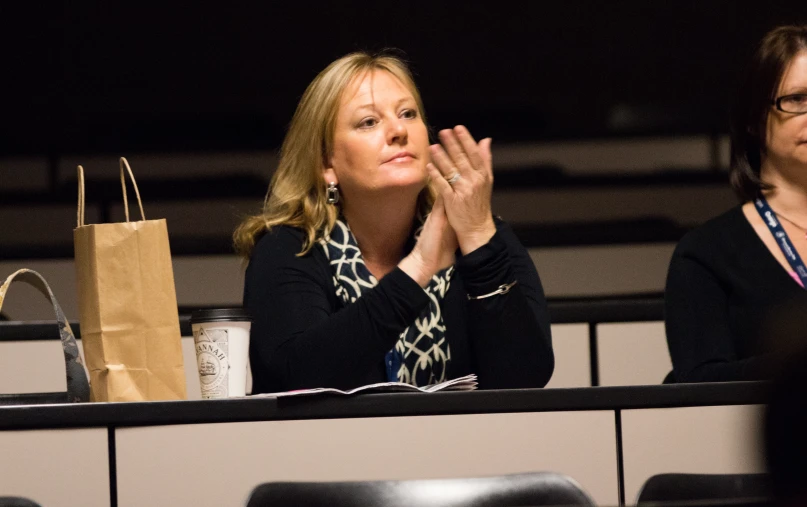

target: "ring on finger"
[446,172,461,185]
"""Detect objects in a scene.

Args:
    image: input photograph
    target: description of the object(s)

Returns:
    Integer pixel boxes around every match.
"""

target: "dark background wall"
[2,1,805,157]
[2,1,806,313]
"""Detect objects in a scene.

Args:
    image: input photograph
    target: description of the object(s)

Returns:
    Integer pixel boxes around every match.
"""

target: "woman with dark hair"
[665,25,807,383]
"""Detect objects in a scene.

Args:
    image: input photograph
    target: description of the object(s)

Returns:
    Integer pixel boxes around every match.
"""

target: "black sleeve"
[244,228,430,392]
[664,245,770,382]
[454,219,554,388]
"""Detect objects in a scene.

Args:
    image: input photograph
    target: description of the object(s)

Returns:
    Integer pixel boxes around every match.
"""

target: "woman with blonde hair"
[235,52,553,392]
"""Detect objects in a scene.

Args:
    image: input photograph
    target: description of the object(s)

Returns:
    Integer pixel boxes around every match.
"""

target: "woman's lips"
[388,155,413,162]
[383,152,415,163]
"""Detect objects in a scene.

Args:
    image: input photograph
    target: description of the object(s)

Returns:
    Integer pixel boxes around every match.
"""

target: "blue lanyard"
[753,196,807,288]
[385,349,402,382]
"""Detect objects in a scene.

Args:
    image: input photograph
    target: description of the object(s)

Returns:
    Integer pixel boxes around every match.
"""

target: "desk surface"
[0,381,768,431]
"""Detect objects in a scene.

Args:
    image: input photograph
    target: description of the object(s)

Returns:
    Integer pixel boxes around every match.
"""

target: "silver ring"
[446,172,461,185]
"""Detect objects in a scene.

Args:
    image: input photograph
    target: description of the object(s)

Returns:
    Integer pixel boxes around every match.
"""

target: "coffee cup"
[190,308,252,399]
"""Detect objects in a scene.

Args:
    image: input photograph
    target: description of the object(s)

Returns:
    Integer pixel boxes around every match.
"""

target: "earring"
[326,182,340,205]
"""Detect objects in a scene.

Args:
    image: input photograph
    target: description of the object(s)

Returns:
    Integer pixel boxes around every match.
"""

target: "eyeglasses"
[771,93,807,114]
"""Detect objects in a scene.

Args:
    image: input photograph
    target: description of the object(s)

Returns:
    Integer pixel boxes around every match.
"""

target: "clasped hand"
[401,126,495,287]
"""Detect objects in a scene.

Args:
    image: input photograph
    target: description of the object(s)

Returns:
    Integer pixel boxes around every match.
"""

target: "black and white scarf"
[319,219,454,386]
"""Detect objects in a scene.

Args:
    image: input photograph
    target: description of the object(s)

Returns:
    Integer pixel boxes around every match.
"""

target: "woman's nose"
[387,117,408,144]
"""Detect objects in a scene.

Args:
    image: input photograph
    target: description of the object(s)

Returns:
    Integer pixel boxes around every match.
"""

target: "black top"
[243,219,554,393]
[665,206,807,383]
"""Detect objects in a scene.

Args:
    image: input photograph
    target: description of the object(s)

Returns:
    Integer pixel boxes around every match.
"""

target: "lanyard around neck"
[753,196,807,288]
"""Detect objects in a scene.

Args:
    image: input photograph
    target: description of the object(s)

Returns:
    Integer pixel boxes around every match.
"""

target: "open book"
[251,374,478,399]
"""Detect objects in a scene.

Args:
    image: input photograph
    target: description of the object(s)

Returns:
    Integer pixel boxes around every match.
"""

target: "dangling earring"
[326,181,340,205]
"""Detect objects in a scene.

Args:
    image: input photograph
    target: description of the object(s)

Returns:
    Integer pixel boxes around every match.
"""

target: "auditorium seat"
[246,472,596,507]
[636,473,771,505]
[0,497,43,507]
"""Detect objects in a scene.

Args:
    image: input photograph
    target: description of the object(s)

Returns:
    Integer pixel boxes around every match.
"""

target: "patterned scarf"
[319,219,454,386]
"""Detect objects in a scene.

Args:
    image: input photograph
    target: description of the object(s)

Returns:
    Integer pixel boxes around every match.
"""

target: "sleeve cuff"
[381,267,432,315]
[455,226,513,294]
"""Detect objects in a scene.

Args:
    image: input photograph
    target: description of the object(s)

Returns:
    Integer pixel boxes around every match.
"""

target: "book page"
[250,374,478,399]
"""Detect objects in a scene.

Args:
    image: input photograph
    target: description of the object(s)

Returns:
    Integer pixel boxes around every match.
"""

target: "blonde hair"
[234,52,434,259]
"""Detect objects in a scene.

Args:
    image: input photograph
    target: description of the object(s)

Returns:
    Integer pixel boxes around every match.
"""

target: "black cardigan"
[665,206,807,383]
[243,219,554,392]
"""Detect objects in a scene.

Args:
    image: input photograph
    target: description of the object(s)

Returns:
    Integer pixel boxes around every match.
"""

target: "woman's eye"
[400,109,418,119]
[783,94,807,104]
[358,117,377,128]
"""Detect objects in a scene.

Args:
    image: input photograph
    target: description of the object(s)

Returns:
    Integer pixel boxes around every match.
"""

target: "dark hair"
[729,25,807,202]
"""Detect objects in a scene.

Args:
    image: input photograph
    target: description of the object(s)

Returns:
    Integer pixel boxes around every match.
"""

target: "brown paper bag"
[74,157,187,401]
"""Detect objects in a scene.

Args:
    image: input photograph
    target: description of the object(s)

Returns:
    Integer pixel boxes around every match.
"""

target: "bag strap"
[0,269,91,403]
[77,165,86,227]
[75,158,146,226]
[120,157,146,223]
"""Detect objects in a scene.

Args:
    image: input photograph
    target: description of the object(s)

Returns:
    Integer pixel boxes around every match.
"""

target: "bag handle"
[76,157,146,227]
[0,269,91,403]
[77,164,86,227]
[119,157,146,223]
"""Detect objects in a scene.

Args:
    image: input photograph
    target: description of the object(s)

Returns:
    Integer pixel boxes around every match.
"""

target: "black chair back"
[0,498,43,507]
[636,473,772,504]
[247,472,595,507]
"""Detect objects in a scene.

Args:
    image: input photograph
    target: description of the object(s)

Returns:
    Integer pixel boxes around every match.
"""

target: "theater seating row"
[0,471,774,507]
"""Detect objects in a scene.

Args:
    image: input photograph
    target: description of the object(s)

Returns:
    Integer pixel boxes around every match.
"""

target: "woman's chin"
[378,171,428,191]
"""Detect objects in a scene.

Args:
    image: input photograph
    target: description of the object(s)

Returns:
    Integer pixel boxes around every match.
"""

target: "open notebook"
[250,374,478,398]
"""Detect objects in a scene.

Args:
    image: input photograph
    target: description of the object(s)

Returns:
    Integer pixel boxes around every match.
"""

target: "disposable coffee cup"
[190,308,252,399]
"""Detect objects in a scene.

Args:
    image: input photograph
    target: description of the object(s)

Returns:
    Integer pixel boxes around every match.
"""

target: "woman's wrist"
[398,253,434,288]
[458,220,497,255]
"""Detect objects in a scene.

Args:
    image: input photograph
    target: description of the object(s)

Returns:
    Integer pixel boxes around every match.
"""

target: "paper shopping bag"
[73,157,187,401]
[0,269,90,402]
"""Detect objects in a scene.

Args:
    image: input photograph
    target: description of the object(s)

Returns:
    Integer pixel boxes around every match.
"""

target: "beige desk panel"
[116,411,617,507]
[0,428,109,507]
[0,340,68,394]
[546,324,591,388]
[598,322,671,387]
[621,405,765,505]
